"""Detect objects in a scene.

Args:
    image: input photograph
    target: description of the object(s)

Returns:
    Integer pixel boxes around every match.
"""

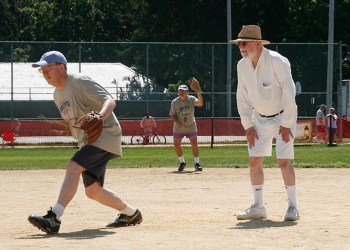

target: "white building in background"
[0,62,153,100]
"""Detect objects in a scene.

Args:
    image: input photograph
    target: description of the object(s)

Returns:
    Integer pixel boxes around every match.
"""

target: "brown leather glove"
[73,111,104,144]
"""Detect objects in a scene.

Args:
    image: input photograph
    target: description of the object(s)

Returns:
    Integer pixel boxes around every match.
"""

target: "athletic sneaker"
[236,204,267,220]
[178,162,186,172]
[284,206,300,221]
[28,208,61,234]
[106,209,143,227]
[194,163,202,171]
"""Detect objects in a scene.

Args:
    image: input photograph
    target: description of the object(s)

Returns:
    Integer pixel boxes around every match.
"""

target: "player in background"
[169,84,203,172]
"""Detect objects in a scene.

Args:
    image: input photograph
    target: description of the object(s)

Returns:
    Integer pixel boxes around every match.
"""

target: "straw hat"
[230,25,270,45]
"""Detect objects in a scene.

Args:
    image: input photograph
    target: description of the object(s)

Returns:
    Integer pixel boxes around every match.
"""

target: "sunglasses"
[237,41,254,47]
[38,63,61,73]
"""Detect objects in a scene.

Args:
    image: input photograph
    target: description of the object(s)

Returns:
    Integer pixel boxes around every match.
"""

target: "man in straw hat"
[231,25,299,221]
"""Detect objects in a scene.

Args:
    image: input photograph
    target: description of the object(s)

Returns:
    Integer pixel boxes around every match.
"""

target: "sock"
[52,203,65,220]
[285,185,297,207]
[178,156,185,163]
[120,204,137,216]
[194,157,200,164]
[252,185,264,208]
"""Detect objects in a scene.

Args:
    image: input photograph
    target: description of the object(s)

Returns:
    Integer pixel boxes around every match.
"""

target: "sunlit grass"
[0,144,349,170]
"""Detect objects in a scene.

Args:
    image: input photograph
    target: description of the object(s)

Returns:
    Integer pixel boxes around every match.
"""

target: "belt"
[258,110,284,118]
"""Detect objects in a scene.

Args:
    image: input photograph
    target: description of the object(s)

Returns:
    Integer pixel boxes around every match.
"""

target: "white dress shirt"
[236,47,297,130]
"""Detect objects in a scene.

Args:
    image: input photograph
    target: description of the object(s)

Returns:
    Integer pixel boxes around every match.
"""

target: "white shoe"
[284,206,300,221]
[236,204,267,220]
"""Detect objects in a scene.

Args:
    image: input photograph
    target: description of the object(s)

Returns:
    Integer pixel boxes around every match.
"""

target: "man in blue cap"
[28,51,142,234]
[169,83,203,172]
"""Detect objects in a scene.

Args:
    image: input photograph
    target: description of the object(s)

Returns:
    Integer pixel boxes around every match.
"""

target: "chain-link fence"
[0,41,346,119]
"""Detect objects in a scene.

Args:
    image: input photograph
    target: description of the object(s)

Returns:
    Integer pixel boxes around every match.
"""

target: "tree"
[0,0,19,40]
[120,0,227,42]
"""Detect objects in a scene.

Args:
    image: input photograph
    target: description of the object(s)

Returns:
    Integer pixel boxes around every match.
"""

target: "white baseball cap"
[178,85,188,91]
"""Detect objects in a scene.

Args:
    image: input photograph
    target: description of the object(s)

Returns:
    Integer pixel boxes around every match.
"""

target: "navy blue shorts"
[71,145,115,187]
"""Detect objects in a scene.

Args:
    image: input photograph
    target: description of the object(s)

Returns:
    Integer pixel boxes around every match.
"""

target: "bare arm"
[195,92,203,107]
[99,97,116,120]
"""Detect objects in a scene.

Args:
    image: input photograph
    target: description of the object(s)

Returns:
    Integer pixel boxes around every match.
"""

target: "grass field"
[0,144,349,170]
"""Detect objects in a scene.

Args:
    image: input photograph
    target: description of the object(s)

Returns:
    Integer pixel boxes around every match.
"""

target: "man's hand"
[246,127,259,148]
[279,126,294,143]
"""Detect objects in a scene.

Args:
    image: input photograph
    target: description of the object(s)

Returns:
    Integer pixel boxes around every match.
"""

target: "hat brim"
[230,38,270,45]
[32,61,49,68]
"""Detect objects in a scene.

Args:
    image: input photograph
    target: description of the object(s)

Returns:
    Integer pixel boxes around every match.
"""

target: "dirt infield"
[1,168,350,250]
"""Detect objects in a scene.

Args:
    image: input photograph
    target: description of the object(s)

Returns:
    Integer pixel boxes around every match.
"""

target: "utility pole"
[226,0,232,117]
[326,0,334,110]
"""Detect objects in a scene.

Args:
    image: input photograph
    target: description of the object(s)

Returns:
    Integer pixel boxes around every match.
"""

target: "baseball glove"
[188,77,201,93]
[73,111,104,144]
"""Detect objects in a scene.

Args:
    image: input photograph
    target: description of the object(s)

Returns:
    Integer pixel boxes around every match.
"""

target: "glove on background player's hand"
[189,77,201,93]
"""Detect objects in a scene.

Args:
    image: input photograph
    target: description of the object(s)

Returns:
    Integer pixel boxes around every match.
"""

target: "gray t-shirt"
[169,95,198,133]
[54,73,122,156]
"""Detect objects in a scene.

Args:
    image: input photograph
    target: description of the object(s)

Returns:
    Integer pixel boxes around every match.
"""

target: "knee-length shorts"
[71,145,117,187]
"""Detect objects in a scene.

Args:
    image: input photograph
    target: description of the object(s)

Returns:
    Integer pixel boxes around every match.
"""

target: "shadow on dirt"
[21,228,116,239]
[229,219,298,229]
[169,170,202,174]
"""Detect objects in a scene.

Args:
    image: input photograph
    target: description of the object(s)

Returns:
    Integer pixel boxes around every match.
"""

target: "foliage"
[1,1,349,44]
[1,0,349,93]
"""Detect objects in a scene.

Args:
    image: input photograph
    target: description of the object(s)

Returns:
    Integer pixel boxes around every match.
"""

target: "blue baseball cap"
[178,85,188,91]
[32,51,67,68]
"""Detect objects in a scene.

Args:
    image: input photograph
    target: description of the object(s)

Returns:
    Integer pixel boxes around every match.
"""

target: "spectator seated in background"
[11,119,21,136]
[140,112,157,136]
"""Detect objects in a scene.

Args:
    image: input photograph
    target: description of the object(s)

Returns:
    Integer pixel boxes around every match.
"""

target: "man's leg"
[85,182,127,210]
[189,135,202,171]
[249,157,265,208]
[189,135,199,158]
[56,160,85,209]
[236,157,266,220]
[84,181,142,228]
[28,160,84,234]
[174,137,186,171]
[278,159,295,186]
[173,137,183,157]
[278,158,299,221]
